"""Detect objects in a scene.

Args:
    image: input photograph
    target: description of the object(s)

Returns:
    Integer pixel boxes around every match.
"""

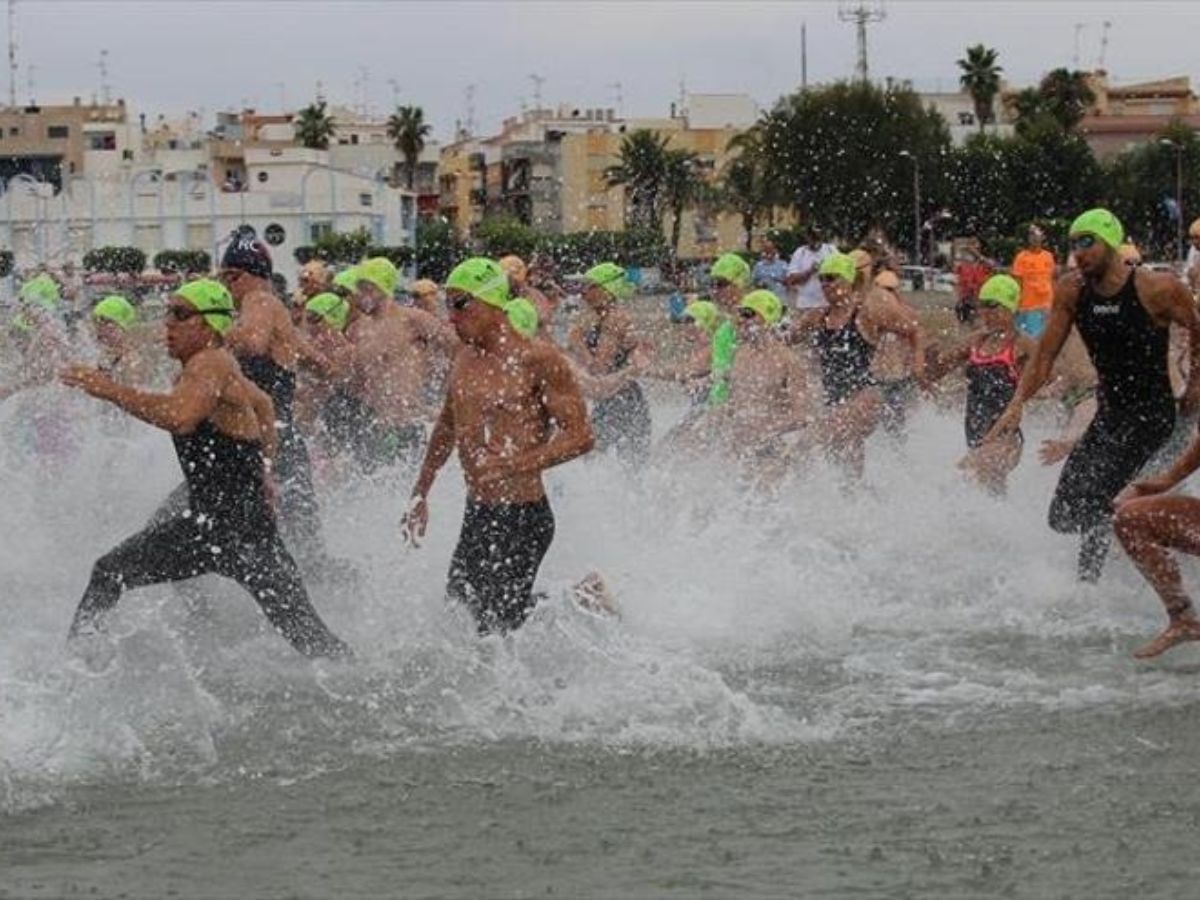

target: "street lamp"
[899,150,920,266]
[1160,138,1184,266]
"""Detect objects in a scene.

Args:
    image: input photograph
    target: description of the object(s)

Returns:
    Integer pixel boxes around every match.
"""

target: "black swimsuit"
[814,308,876,405]
[238,353,322,552]
[1049,270,1176,578]
[583,322,651,465]
[71,421,349,657]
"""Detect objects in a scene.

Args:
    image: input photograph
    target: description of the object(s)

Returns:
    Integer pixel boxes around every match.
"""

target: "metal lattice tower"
[838,1,886,83]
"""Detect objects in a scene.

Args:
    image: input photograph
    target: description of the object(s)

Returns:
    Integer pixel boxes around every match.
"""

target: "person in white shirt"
[785,227,836,310]
[1186,218,1200,294]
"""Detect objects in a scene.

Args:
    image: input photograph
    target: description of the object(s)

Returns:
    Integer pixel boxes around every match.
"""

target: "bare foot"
[1133,618,1200,659]
[574,572,620,618]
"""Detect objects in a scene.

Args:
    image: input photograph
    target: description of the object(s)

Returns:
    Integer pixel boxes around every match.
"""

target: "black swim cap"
[221,227,273,279]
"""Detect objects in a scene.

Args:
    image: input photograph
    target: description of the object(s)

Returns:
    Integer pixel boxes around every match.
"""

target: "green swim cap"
[175,278,235,335]
[357,257,399,296]
[978,274,1020,313]
[710,253,751,289]
[505,297,539,339]
[9,311,33,333]
[683,299,720,336]
[92,295,137,330]
[739,289,783,326]
[305,291,350,332]
[583,262,634,301]
[1069,208,1124,249]
[19,274,60,311]
[818,252,857,284]
[332,266,359,293]
[446,258,539,337]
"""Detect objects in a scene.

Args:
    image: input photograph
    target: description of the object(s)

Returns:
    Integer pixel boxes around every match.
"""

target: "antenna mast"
[529,73,545,112]
[7,0,16,108]
[838,2,886,83]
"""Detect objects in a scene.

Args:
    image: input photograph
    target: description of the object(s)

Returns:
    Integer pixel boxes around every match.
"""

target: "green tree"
[956,44,1003,132]
[605,129,670,231]
[721,124,783,251]
[758,80,952,251]
[387,105,432,191]
[294,100,336,150]
[1107,119,1200,259]
[415,218,465,282]
[662,148,703,259]
[474,214,540,259]
[1037,68,1096,132]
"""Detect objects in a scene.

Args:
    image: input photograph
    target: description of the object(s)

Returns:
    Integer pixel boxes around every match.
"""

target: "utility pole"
[801,21,808,91]
[1097,20,1112,70]
[387,78,400,110]
[7,0,16,109]
[607,81,623,117]
[838,1,885,83]
[529,73,545,112]
[98,48,110,105]
[464,83,477,136]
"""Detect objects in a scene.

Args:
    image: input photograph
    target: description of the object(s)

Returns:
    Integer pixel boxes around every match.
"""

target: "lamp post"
[1159,139,1184,266]
[899,150,920,265]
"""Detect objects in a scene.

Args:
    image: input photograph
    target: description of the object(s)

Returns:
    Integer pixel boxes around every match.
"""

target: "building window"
[8,127,18,136]
[359,192,373,207]
[88,132,117,150]
[47,125,69,139]
[350,134,359,145]
[310,221,333,241]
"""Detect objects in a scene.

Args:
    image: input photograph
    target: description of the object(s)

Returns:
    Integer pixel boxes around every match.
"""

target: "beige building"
[438,94,765,259]
[0,99,132,187]
[1077,73,1200,160]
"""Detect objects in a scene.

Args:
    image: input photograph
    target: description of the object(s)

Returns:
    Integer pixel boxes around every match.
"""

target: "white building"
[3,147,417,285]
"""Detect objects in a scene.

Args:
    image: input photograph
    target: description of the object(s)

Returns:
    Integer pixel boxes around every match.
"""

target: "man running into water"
[60,279,349,658]
[403,258,594,634]
[566,262,652,465]
[707,289,816,466]
[218,228,326,558]
[343,257,458,470]
[987,208,1200,581]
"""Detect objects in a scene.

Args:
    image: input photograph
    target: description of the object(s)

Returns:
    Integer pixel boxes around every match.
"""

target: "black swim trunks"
[446,498,555,635]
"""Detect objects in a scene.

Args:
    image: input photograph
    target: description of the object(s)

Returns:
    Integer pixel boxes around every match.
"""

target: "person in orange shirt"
[1010,225,1057,337]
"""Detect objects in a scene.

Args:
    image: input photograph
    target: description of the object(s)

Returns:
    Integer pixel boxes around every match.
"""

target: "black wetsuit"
[446,498,556,635]
[1050,270,1176,580]
[584,323,651,465]
[320,388,425,473]
[965,340,1020,448]
[238,354,322,552]
[814,308,876,405]
[70,421,349,657]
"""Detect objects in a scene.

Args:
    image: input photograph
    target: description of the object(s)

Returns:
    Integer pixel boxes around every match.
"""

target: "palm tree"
[387,105,432,191]
[662,148,703,258]
[1038,68,1096,131]
[605,130,670,230]
[956,44,1003,132]
[722,125,780,250]
[294,100,336,150]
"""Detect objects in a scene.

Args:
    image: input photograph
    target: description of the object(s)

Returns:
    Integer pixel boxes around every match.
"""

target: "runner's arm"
[410,394,456,500]
[1156,275,1200,416]
[245,378,278,464]
[506,349,595,475]
[61,354,221,434]
[222,294,274,357]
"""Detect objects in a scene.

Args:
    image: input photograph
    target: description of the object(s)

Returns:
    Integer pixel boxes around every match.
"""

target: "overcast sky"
[13,0,1200,139]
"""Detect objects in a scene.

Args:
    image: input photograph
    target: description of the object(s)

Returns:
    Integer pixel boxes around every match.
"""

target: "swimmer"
[403,258,594,634]
[60,279,349,658]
